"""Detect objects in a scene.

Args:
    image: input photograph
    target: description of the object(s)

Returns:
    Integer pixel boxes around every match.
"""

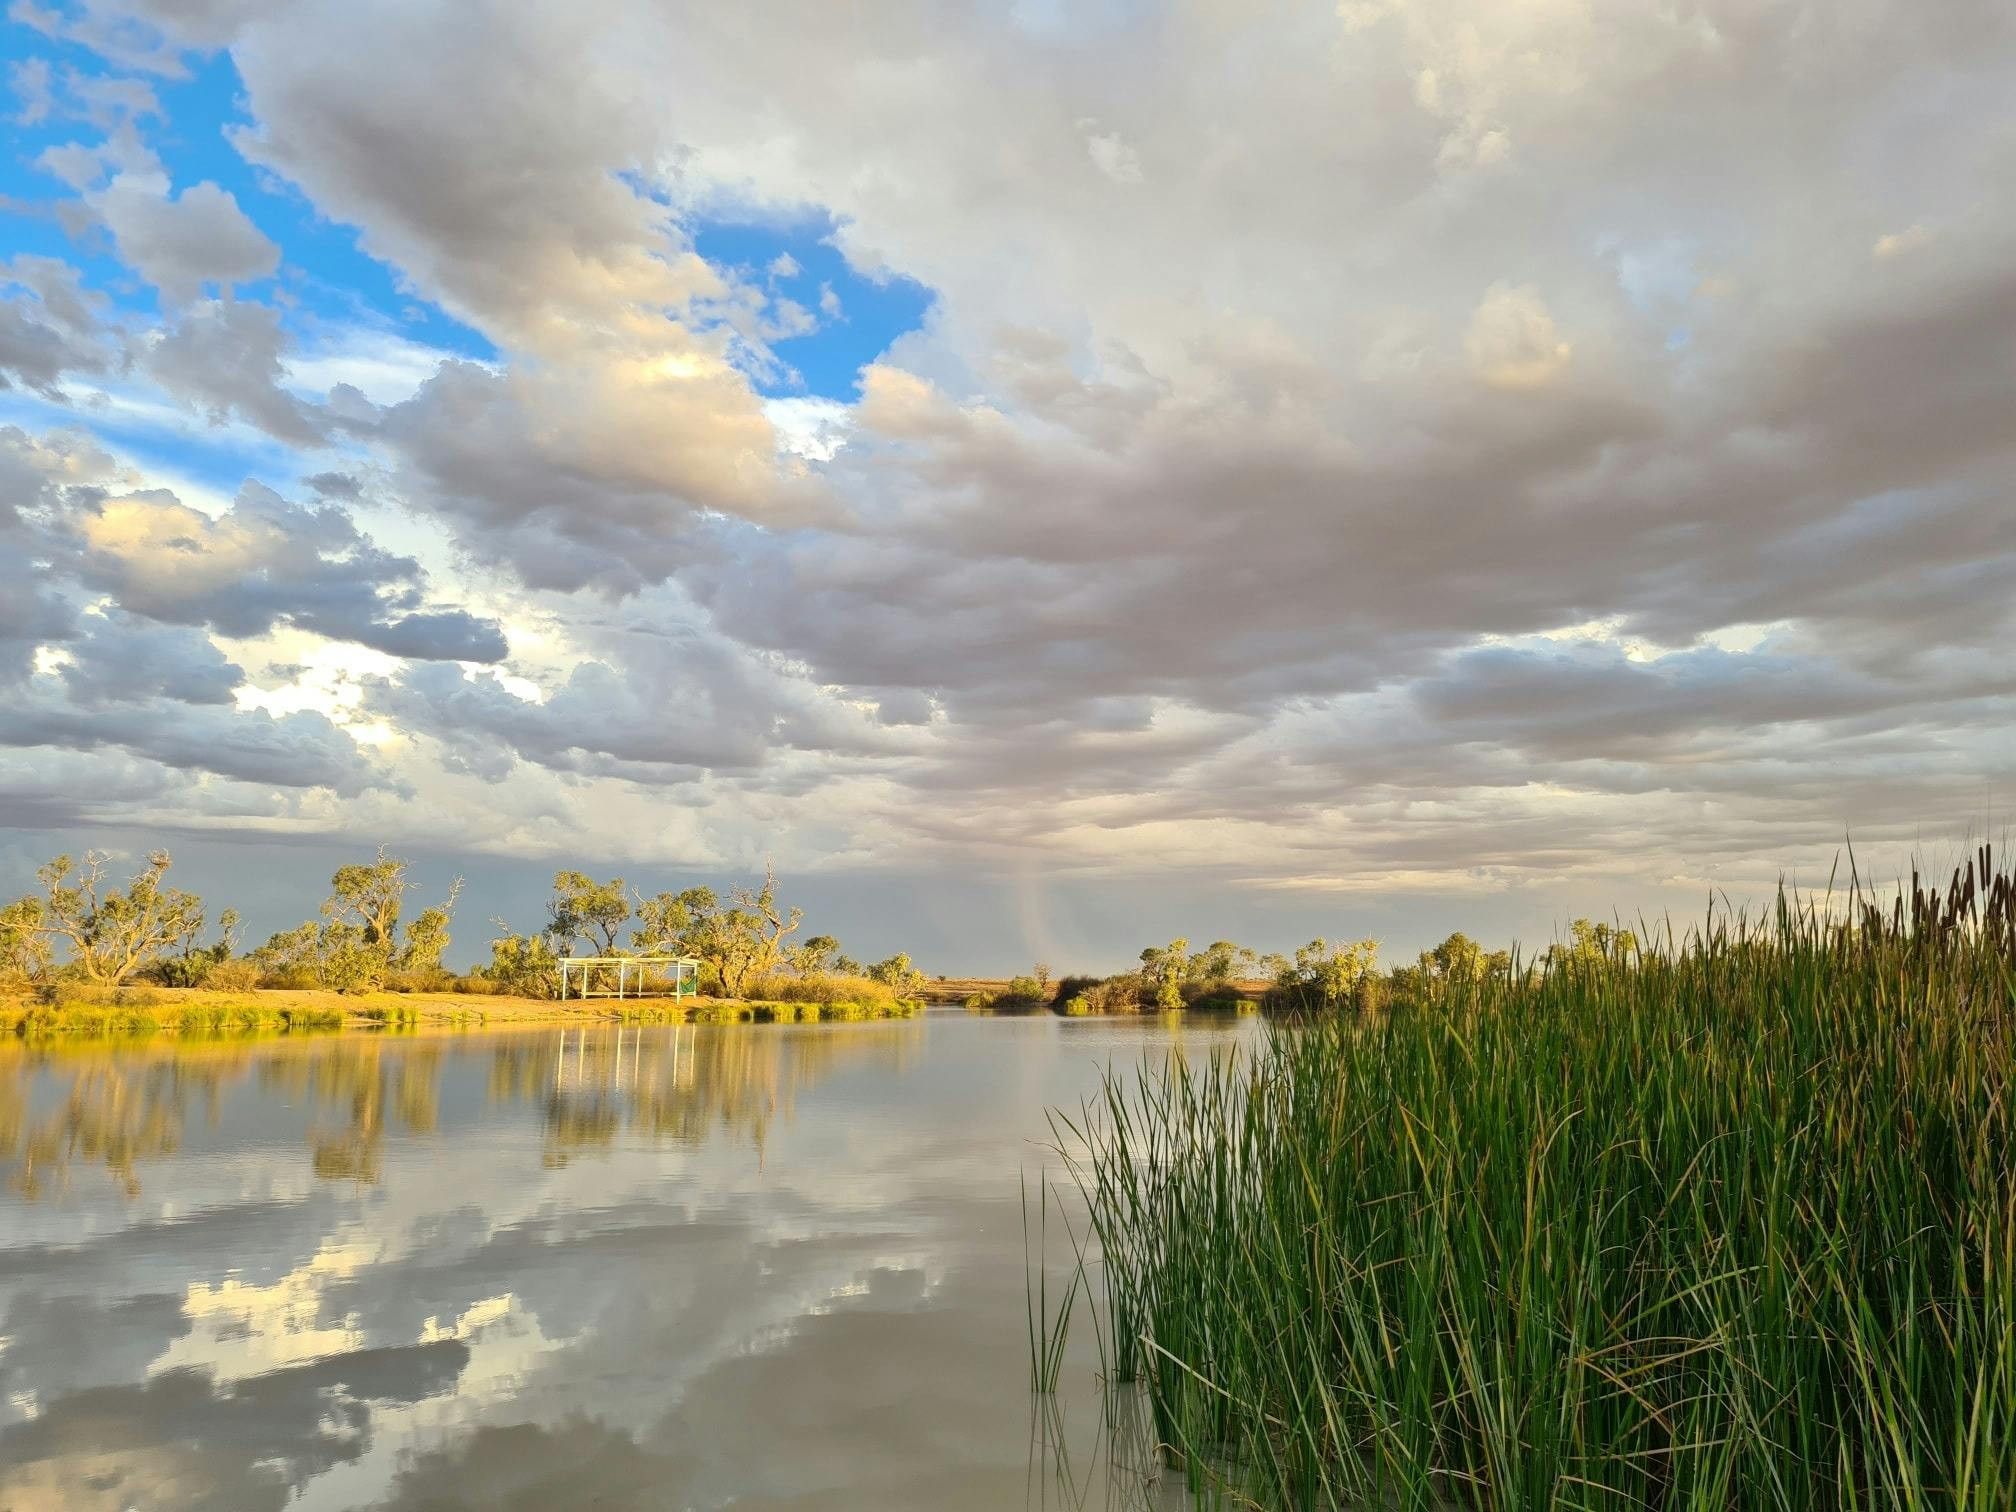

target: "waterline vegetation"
[1055,850,2016,1507]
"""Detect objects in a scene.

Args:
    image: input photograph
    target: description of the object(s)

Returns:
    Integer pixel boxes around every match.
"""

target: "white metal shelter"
[555,954,700,1001]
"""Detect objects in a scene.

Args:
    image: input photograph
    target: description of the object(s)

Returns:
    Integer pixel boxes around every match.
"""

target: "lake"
[0,1010,1259,1510]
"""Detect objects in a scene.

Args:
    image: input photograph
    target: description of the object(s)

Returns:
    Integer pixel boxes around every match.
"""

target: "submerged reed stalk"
[1025,1170,1086,1395]
[1067,848,2016,1508]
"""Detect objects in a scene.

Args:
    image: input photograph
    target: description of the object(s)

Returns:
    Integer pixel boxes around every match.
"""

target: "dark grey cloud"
[0,555,73,685]
[67,478,508,663]
[304,469,359,498]
[1418,646,1872,757]
[3,689,383,795]
[367,604,904,784]
[0,254,116,395]
[0,423,83,682]
[58,607,243,706]
[0,748,191,829]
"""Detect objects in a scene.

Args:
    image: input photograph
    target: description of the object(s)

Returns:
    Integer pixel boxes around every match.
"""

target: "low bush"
[200,958,261,992]
[1182,986,1249,1011]
[965,973,1053,1013]
[1063,972,1148,1014]
[739,970,901,1009]
[37,980,165,1010]
[381,967,451,993]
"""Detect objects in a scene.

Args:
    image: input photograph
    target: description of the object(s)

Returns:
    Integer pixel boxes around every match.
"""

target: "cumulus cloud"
[67,479,508,662]
[372,353,818,592]
[88,163,279,302]
[4,684,382,795]
[0,426,456,824]
[143,298,328,443]
[57,606,244,706]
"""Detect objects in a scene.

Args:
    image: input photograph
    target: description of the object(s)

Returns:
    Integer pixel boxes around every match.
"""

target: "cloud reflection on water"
[0,1015,1243,1508]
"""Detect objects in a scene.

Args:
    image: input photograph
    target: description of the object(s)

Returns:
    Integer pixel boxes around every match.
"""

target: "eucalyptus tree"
[253,851,462,991]
[631,864,802,996]
[1,896,52,986]
[23,850,206,985]
[548,870,631,956]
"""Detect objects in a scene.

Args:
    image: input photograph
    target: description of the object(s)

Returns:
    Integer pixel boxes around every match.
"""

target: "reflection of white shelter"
[555,954,700,1001]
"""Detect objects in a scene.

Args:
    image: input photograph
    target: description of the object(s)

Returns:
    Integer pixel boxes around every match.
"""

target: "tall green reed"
[1066,847,2016,1508]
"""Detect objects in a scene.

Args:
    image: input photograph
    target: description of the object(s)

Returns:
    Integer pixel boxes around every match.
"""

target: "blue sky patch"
[2,12,494,361]
[692,213,933,401]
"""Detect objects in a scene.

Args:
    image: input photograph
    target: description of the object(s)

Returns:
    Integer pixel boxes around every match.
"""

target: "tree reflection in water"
[0,1021,922,1197]
[515,1021,920,1164]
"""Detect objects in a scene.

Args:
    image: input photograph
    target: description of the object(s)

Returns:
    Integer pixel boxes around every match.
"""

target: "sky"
[1,0,2012,973]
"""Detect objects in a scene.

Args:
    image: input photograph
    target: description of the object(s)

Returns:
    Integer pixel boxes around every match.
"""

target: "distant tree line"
[2,844,1639,1013]
[0,847,924,1003]
[973,922,1635,1015]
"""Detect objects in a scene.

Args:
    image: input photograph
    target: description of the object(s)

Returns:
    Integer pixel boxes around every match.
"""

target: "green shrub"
[966,973,1054,1012]
[1183,987,1246,1011]
[1055,972,1146,1013]
[476,932,559,998]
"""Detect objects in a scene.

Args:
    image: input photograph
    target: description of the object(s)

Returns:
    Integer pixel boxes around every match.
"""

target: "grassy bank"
[2,984,923,1037]
[1067,853,2016,1508]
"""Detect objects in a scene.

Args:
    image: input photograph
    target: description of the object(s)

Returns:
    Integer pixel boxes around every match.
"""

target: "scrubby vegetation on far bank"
[960,929,1549,1016]
[1,846,926,1036]
[5,840,1629,1040]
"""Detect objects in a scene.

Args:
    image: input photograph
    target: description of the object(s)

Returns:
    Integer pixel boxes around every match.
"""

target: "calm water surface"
[0,1010,1258,1510]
